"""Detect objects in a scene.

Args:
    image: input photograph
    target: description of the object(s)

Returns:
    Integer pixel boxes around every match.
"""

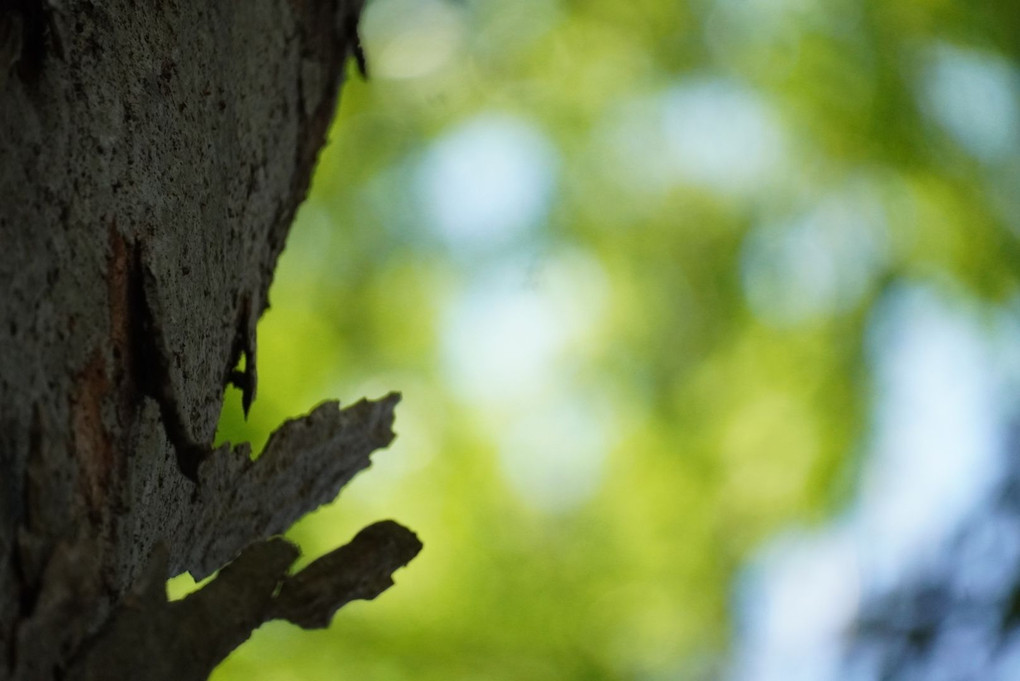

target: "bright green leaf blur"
[196,0,1020,678]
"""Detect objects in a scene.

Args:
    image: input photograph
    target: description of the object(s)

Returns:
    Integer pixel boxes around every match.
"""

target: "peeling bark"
[68,522,421,681]
[0,1,418,678]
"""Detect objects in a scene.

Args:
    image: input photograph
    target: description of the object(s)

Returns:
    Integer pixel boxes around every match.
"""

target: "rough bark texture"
[0,1,420,679]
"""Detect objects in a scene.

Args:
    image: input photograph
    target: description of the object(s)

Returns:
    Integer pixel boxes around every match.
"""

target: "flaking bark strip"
[69,522,419,681]
[272,520,422,629]
[174,393,402,579]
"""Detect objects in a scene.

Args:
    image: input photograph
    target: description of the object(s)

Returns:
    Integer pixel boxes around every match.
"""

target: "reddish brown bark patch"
[106,221,139,428]
[71,350,114,516]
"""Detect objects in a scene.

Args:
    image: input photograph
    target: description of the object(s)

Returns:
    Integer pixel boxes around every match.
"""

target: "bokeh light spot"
[417,115,558,254]
[741,181,887,326]
[362,0,465,80]
[919,43,1020,163]
[661,79,786,197]
[497,395,614,513]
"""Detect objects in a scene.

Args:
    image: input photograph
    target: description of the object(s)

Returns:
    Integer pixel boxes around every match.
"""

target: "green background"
[173,0,1020,678]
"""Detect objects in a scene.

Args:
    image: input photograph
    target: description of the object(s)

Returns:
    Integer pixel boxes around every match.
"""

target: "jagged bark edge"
[171,392,403,580]
[67,521,421,681]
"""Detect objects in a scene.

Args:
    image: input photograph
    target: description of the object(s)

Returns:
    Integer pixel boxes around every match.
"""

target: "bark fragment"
[68,522,420,681]
[173,393,404,580]
[273,520,423,629]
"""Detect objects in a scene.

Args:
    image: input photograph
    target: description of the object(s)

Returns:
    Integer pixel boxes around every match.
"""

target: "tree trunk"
[0,2,420,679]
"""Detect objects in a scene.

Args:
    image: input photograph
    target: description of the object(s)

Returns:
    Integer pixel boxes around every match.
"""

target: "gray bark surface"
[0,1,420,679]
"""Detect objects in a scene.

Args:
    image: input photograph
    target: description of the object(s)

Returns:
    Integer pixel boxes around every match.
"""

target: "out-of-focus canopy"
[194,1,1020,678]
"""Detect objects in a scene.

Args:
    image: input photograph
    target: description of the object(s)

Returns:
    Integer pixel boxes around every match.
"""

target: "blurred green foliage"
[184,0,1020,678]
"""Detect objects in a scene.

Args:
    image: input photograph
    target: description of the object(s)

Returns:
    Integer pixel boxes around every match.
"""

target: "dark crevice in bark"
[15,405,47,618]
[8,538,27,675]
[225,292,257,420]
[128,241,208,482]
[6,0,63,84]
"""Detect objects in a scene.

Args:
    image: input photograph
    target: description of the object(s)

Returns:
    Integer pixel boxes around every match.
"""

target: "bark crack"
[128,241,209,482]
[225,293,257,420]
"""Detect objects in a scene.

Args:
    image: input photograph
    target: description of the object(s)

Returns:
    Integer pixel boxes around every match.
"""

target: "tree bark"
[0,2,420,679]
